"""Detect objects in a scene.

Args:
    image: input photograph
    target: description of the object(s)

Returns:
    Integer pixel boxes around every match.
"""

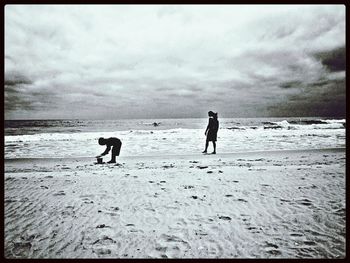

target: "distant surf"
[5,118,345,159]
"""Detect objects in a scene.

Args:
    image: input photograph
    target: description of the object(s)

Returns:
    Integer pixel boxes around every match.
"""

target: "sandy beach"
[4,148,345,259]
[5,3,346,260]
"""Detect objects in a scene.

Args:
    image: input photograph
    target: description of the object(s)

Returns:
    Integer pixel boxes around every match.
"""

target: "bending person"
[96,137,122,163]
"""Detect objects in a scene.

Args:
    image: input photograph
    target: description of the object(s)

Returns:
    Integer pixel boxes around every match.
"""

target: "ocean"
[4,117,346,159]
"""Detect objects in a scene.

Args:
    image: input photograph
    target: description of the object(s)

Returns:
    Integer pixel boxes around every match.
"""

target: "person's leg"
[108,147,116,163]
[202,140,209,153]
[108,141,121,163]
[212,141,216,154]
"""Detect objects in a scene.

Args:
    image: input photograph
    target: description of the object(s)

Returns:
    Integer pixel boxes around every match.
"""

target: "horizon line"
[4,116,346,121]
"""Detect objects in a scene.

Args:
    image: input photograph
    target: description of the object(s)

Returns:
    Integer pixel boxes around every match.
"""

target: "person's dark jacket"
[101,137,121,155]
[206,118,219,141]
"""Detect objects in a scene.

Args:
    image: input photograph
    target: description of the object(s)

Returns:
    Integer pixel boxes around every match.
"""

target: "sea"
[4,117,346,159]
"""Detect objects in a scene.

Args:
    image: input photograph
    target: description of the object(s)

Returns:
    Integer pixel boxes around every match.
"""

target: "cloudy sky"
[5,5,345,119]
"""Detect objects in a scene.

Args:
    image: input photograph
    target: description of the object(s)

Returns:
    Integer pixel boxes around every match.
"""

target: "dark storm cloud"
[270,45,346,117]
[268,79,345,117]
[5,72,34,112]
[314,46,346,72]
[5,72,32,86]
[5,85,33,111]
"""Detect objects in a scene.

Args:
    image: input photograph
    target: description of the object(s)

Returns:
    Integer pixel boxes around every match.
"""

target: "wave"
[4,125,345,159]
[6,118,346,144]
[4,128,194,143]
[272,119,345,130]
[227,119,345,132]
[281,118,345,125]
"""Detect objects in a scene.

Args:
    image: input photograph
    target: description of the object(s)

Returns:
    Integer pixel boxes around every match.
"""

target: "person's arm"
[101,145,111,156]
[205,119,211,135]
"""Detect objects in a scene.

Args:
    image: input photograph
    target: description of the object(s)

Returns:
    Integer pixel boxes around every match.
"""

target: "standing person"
[202,111,219,154]
[96,137,122,163]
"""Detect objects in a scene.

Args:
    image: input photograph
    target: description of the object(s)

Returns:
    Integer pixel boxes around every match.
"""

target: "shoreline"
[5,147,345,174]
[5,146,345,161]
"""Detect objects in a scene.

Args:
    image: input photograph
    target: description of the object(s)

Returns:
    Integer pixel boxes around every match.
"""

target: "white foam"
[275,120,291,127]
[5,126,346,159]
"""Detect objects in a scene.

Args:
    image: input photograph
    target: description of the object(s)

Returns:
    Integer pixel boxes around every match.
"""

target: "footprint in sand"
[280,198,291,203]
[110,206,119,211]
[10,232,38,256]
[296,198,313,207]
[92,235,115,245]
[61,208,75,217]
[53,191,66,196]
[154,234,191,258]
[11,241,32,257]
[190,195,206,201]
[194,229,208,237]
[218,215,231,221]
[207,239,224,257]
[247,226,262,233]
[263,241,282,256]
[290,233,303,237]
[82,199,94,204]
[176,218,188,227]
[303,241,317,246]
[96,224,111,229]
[239,214,251,224]
[162,164,175,169]
[93,248,112,255]
[79,194,95,204]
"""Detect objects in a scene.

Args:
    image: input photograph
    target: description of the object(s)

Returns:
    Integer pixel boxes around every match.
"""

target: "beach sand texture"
[5,149,345,258]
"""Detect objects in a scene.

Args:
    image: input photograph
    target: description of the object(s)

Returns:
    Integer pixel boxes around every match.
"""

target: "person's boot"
[107,160,116,163]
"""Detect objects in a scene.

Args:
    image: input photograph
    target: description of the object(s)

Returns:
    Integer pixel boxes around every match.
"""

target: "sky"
[5,5,346,119]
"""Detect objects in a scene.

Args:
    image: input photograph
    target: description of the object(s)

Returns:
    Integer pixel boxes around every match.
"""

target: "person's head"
[208,111,218,119]
[98,137,106,145]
